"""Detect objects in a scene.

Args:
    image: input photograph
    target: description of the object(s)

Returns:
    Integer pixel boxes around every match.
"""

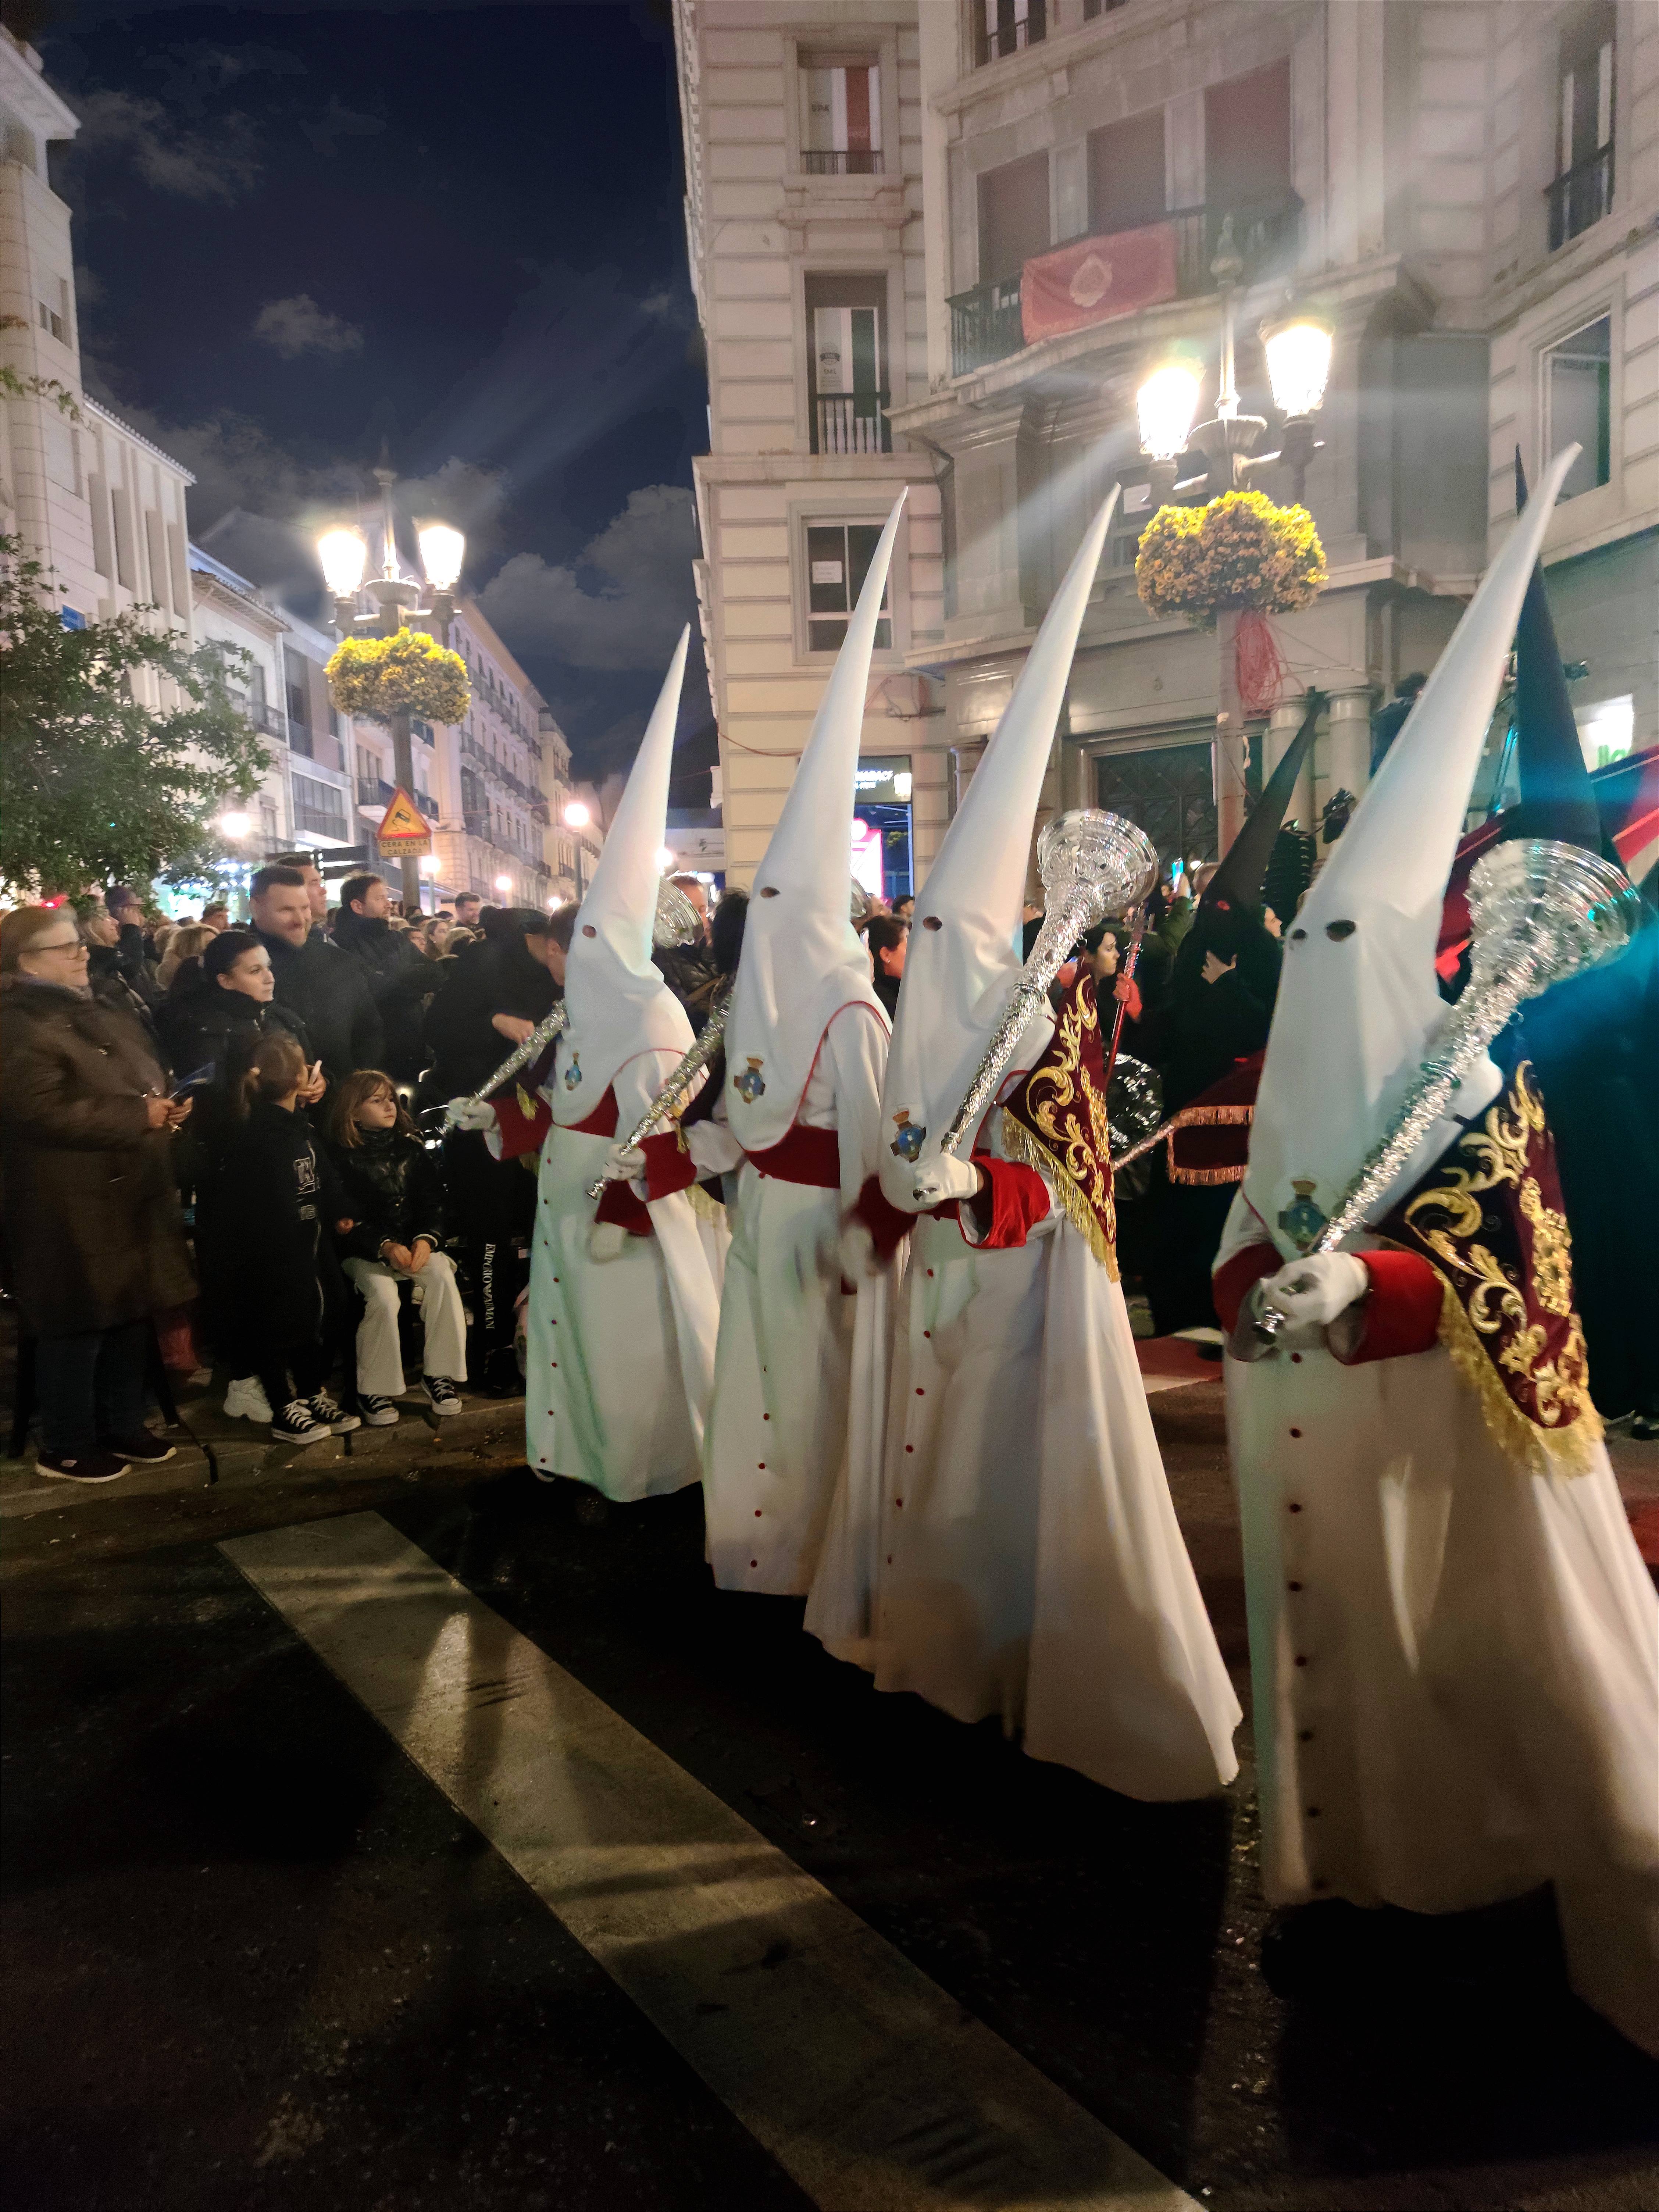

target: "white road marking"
[223,1510,1199,2212]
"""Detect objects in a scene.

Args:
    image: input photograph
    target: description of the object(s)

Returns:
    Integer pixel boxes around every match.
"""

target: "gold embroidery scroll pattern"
[1520,1174,1573,1317]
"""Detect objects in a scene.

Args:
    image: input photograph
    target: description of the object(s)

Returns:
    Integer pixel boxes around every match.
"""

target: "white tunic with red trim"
[500,1034,721,1503]
[702,1001,893,1594]
[1215,1200,1659,2058]
[834,1080,1241,1804]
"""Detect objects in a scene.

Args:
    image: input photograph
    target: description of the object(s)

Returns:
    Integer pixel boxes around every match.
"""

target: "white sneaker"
[422,1376,463,1417]
[224,1376,273,1423]
[357,1394,401,1427]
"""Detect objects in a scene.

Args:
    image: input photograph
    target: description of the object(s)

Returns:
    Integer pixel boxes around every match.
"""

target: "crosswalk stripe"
[223,1510,1199,2212]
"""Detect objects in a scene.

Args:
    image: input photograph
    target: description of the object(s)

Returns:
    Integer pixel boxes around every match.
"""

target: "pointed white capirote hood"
[878,489,1119,1206]
[723,494,905,1149]
[1240,445,1578,1255]
[554,627,694,1123]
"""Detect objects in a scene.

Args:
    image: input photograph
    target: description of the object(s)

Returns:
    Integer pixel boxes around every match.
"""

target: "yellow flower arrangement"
[325,627,471,727]
[1135,489,1326,631]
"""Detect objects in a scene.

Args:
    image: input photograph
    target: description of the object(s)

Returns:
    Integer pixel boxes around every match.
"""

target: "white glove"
[685,1120,745,1177]
[910,1154,984,1210]
[601,1143,645,1184]
[445,1095,497,1133]
[588,1219,628,1263]
[1261,1252,1369,1329]
[839,1222,884,1282]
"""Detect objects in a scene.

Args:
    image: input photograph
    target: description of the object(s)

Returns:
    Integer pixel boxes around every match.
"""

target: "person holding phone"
[0,907,196,1482]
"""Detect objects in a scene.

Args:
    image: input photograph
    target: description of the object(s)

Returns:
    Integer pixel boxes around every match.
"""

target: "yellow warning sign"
[376,787,432,850]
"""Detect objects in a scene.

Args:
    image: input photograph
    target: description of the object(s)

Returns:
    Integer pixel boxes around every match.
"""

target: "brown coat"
[0,977,196,1337]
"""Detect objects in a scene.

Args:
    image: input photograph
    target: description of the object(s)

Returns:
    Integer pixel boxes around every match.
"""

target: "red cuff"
[592,1178,653,1237]
[1212,1241,1281,1332]
[639,1130,696,1203]
[1334,1251,1444,1363]
[963,1156,1050,1249]
[491,1089,552,1161]
[854,1174,916,1259]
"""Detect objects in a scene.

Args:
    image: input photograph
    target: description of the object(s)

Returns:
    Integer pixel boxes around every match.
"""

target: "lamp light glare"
[562,799,591,828]
[1137,362,1202,462]
[1263,318,1334,421]
[317,527,368,599]
[418,853,440,876]
[654,846,677,872]
[494,874,513,893]
[219,810,252,839]
[892,770,913,802]
[418,523,465,594]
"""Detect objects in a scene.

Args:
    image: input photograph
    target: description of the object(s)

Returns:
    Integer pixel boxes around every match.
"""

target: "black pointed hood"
[1509,450,1600,853]
[1200,688,1324,924]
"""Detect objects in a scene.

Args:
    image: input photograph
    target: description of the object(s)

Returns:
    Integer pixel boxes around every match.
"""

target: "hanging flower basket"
[1135,489,1326,632]
[326,627,471,727]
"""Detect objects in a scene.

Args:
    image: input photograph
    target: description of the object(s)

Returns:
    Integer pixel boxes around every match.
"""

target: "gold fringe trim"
[687,1180,726,1226]
[1173,1104,1254,1125]
[1432,1272,1603,1478]
[1166,1152,1247,1187]
[1000,1111,1119,1280]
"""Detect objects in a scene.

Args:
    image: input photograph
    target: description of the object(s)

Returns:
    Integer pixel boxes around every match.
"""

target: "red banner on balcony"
[1020,221,1178,345]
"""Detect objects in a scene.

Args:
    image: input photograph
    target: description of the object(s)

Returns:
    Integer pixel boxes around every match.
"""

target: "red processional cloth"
[1020,222,1178,347]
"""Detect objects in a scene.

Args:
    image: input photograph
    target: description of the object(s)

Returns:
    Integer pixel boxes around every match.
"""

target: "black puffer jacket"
[251,927,382,1083]
[326,1127,446,1264]
[331,910,436,1082]
[199,1100,347,1367]
[157,979,312,1093]
[423,931,559,1099]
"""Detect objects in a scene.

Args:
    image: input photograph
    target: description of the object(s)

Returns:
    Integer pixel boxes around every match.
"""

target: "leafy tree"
[0,537,270,899]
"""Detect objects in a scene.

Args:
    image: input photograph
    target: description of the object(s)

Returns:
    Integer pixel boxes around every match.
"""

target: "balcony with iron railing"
[801,149,884,175]
[1547,144,1614,250]
[813,390,891,456]
[234,698,287,741]
[946,195,1303,378]
[975,0,1045,68]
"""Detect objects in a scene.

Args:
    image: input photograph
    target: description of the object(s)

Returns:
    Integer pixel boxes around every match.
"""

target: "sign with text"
[376,786,433,853]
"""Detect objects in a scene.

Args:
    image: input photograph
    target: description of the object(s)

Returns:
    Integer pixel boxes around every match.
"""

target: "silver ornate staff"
[445,878,704,1126]
[1255,837,1640,1341]
[585,978,735,1199]
[933,809,1159,1165]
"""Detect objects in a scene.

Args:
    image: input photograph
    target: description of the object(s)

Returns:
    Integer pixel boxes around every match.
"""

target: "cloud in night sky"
[72,88,260,201]
[476,485,699,673]
[252,294,365,360]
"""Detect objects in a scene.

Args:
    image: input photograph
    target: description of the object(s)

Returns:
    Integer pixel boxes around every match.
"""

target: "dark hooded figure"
[1506,451,1659,1435]
[1140,694,1321,1336]
[678,888,748,1160]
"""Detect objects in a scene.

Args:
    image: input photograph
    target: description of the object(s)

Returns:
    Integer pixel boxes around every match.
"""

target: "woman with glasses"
[0,907,195,1481]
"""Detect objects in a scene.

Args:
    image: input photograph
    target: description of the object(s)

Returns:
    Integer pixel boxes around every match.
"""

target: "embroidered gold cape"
[1002,973,1119,1277]
[1376,1061,1602,1475]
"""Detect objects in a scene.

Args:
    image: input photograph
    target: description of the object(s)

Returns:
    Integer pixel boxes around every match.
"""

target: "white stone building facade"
[677,0,1658,875]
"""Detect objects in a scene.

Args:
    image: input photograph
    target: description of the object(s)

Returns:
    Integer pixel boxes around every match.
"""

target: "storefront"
[853,754,913,904]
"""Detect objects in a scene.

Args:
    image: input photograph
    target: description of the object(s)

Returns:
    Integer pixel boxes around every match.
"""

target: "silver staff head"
[1465,837,1640,998]
[652,876,703,950]
[1035,809,1159,932]
[850,877,873,926]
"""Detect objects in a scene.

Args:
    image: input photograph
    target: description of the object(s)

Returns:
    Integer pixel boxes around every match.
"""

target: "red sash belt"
[563,1087,619,1139]
[747,1123,841,1188]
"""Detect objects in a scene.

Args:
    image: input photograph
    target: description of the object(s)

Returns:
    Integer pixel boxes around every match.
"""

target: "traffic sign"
[376,787,432,851]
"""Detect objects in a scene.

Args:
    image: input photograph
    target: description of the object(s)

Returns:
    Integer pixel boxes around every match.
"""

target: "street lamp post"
[1135,232,1335,856]
[316,470,465,916]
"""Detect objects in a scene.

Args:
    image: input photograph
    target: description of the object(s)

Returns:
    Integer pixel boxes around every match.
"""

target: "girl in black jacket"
[202,1032,357,1446]
[325,1070,467,1425]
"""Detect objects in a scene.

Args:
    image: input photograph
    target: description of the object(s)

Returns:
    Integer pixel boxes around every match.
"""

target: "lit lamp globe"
[494,874,513,894]
[1262,315,1334,423]
[417,523,465,595]
[317,527,368,600]
[655,846,676,873]
[561,799,591,829]
[1137,361,1203,465]
[219,809,252,840]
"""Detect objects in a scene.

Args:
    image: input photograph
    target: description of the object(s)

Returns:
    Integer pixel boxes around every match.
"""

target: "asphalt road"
[3,1384,1656,2212]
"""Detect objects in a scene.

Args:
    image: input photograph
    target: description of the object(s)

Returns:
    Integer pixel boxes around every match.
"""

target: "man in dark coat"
[248,865,382,1083]
[331,871,437,1082]
[0,910,195,1481]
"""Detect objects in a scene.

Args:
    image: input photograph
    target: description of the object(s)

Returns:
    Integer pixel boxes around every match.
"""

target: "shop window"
[800,50,882,174]
[979,151,1051,282]
[804,522,893,654]
[1088,108,1166,238]
[854,755,914,903]
[1550,3,1615,248]
[1546,315,1611,497]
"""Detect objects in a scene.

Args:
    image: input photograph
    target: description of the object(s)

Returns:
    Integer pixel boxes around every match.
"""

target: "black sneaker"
[37,1449,130,1483]
[271,1401,331,1446]
[100,1431,176,1464]
[422,1375,463,1417]
[308,1391,360,1435]
[357,1394,400,1428]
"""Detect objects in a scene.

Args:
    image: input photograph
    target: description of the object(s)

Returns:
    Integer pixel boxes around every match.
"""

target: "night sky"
[31,0,712,781]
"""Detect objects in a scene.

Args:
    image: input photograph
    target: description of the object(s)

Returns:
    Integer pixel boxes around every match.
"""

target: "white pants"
[344,1252,468,1397]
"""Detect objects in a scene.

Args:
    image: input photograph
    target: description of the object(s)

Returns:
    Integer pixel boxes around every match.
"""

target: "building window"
[1550,3,1615,249]
[1546,315,1612,498]
[1087,108,1167,237]
[806,274,890,454]
[799,50,882,174]
[1082,0,1131,17]
[37,299,65,342]
[979,151,1051,282]
[975,0,1045,69]
[1204,59,1292,218]
[805,522,893,654]
[291,772,348,840]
